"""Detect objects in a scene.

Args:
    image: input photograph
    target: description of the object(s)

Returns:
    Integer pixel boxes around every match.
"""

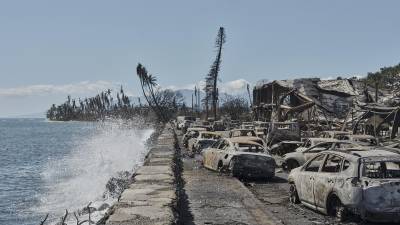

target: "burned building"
[253,77,400,138]
[253,78,379,122]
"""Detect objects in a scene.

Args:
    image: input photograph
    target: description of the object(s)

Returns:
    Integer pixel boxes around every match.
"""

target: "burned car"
[268,140,303,156]
[202,137,276,179]
[190,131,221,154]
[182,127,207,148]
[229,129,256,138]
[341,134,378,146]
[240,122,255,130]
[228,129,266,147]
[254,127,266,139]
[319,130,351,139]
[212,120,226,131]
[288,149,400,223]
[265,122,300,146]
[282,139,362,171]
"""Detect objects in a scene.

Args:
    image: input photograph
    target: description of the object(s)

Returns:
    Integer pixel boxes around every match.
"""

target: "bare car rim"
[289,184,300,204]
[328,197,347,222]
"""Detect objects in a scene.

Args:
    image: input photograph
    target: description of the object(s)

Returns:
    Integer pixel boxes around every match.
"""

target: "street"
[177,132,394,225]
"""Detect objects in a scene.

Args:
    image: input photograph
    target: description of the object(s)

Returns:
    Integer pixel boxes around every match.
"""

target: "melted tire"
[328,197,347,222]
[289,184,300,204]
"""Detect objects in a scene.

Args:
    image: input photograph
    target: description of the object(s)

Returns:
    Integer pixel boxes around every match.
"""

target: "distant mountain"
[128,89,201,106]
[129,88,249,106]
[8,112,46,118]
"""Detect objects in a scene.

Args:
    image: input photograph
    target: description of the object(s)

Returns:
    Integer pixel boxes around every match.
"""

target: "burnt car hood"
[231,151,272,158]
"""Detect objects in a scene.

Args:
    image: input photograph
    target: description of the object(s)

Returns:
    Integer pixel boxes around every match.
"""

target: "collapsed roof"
[253,78,387,122]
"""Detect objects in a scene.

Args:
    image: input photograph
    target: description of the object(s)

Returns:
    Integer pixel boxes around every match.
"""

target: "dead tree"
[58,210,68,225]
[204,27,226,120]
[73,212,88,225]
[247,83,252,108]
[39,214,49,225]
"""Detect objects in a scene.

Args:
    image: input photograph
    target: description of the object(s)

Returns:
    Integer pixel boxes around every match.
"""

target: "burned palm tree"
[204,27,226,120]
[247,83,252,107]
[136,63,168,122]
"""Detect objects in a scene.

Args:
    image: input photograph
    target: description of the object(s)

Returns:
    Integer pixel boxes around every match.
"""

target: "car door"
[298,154,327,208]
[313,154,343,210]
[203,139,222,169]
[213,139,229,169]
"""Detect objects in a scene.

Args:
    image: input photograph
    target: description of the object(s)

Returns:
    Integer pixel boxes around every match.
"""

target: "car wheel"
[289,184,300,204]
[287,160,300,172]
[217,161,224,173]
[328,196,347,222]
[228,160,239,178]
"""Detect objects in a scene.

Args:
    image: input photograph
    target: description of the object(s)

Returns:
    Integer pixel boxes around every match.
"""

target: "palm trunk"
[140,80,160,119]
[148,84,167,122]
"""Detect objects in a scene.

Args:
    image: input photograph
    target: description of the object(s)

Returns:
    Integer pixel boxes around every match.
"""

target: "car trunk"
[363,180,400,212]
[234,154,275,177]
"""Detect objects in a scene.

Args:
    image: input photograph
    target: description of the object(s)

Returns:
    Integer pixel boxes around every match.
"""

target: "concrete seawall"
[105,124,177,225]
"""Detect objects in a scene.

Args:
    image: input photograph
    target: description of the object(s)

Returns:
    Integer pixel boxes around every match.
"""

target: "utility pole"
[191,94,194,116]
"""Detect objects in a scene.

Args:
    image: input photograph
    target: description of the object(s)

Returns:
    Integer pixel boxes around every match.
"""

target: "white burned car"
[228,129,266,147]
[288,148,400,223]
[341,134,378,146]
[202,137,276,179]
[190,131,221,154]
[283,139,361,171]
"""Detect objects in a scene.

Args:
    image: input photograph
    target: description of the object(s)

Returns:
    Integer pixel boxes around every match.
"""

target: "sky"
[0,0,399,117]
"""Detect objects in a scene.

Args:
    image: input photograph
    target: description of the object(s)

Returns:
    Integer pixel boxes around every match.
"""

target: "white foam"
[35,119,153,224]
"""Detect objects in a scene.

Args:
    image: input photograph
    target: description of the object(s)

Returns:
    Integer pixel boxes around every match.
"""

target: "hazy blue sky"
[0,0,399,117]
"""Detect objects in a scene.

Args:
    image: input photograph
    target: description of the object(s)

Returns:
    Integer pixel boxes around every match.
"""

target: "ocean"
[0,118,153,225]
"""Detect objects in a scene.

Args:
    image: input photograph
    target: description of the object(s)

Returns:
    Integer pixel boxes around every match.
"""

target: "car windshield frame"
[234,143,265,153]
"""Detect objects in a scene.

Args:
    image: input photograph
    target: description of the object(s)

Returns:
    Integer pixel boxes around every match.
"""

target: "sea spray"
[36,119,154,224]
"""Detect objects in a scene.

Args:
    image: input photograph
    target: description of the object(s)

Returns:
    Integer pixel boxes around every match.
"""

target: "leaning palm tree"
[136,63,166,121]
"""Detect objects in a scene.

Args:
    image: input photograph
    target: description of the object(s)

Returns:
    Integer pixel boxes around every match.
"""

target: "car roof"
[187,127,207,131]
[321,131,350,134]
[345,134,375,139]
[227,138,263,147]
[228,136,263,143]
[231,129,254,131]
[199,131,220,135]
[280,141,304,144]
[323,148,400,161]
[307,138,337,142]
[352,148,399,157]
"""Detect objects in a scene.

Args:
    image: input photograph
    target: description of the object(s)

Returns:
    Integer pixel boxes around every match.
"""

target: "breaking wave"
[35,119,154,223]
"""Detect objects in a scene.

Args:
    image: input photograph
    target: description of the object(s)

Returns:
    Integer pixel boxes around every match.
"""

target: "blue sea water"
[0,118,153,225]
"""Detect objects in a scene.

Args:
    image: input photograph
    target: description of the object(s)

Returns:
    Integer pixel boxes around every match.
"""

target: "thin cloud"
[165,79,251,94]
[0,81,121,97]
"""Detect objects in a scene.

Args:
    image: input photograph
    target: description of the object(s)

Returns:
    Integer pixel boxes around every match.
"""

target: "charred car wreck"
[288,149,400,223]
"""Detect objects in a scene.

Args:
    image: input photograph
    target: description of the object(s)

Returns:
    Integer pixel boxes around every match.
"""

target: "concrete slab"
[136,166,173,176]
[134,173,174,184]
[147,151,174,159]
[120,189,175,202]
[106,206,174,225]
[146,157,173,165]
[150,146,174,152]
